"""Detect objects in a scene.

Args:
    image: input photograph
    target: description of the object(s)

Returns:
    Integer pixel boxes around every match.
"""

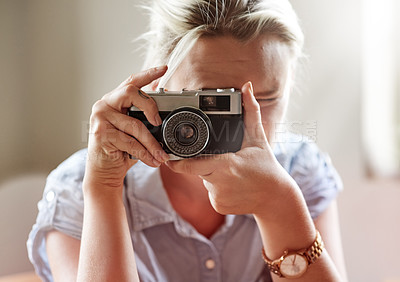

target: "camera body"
[128,88,244,160]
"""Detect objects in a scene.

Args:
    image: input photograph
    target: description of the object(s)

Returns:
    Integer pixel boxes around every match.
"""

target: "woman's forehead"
[167,35,293,91]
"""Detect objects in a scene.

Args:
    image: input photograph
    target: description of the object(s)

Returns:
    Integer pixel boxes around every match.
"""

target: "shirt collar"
[124,145,286,233]
[123,133,308,234]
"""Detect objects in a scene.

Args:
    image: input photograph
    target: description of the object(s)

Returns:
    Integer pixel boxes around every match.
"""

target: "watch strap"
[262,230,324,278]
[304,230,324,264]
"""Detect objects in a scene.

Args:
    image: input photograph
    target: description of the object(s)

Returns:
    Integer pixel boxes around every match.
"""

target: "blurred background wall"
[0,0,399,281]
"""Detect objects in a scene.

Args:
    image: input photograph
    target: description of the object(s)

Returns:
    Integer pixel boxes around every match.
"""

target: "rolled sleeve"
[27,149,87,281]
[289,142,343,219]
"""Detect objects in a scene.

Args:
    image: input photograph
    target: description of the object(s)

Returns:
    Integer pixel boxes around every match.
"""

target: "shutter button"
[205,259,215,270]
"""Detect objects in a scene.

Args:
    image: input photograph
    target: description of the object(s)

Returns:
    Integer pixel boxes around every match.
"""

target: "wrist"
[253,184,316,260]
[82,173,124,201]
[252,176,304,221]
[262,229,324,279]
[85,149,130,188]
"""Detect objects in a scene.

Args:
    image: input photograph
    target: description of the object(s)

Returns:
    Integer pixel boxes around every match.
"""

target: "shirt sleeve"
[288,141,343,219]
[27,149,87,282]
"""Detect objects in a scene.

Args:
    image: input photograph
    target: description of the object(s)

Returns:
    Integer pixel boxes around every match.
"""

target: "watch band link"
[305,230,324,264]
[261,230,324,278]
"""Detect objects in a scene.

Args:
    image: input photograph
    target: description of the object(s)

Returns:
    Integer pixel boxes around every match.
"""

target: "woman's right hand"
[84,66,170,190]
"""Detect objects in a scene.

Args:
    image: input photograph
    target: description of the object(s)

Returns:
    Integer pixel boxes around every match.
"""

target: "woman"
[28,0,348,281]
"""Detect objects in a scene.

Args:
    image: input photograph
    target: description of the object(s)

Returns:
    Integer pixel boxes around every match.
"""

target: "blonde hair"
[138,0,304,88]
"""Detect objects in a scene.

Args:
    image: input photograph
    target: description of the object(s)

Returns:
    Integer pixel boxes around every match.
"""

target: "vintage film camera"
[128,88,244,160]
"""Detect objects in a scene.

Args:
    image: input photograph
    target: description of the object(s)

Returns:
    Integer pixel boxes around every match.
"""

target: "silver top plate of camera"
[129,88,242,114]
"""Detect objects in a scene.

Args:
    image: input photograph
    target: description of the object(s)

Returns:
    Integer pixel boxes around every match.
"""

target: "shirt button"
[205,259,215,270]
[46,190,55,202]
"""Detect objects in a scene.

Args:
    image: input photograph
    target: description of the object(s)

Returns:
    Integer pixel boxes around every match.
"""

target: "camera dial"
[162,107,211,158]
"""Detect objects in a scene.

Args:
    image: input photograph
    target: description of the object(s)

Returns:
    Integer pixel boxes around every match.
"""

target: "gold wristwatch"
[262,230,324,279]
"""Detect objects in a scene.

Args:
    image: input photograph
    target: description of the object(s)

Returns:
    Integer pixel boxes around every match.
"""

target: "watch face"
[280,253,308,278]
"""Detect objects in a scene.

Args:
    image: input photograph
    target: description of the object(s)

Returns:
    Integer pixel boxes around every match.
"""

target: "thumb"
[241,81,268,148]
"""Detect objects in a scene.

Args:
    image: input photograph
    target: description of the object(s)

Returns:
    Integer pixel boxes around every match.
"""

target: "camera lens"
[175,123,198,146]
[162,107,211,158]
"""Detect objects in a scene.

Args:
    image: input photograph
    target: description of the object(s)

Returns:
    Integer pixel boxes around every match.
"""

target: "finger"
[120,137,161,168]
[241,81,268,148]
[149,77,162,91]
[104,109,169,163]
[119,65,168,89]
[104,66,168,126]
[104,85,161,127]
[90,123,160,168]
[165,154,230,176]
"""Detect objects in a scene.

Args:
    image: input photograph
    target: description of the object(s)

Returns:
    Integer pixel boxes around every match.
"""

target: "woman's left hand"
[165,81,298,218]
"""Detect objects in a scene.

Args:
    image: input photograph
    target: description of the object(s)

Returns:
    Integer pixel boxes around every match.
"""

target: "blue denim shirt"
[27,133,342,282]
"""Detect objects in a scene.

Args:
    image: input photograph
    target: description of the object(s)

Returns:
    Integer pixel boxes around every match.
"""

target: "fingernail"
[247,81,253,94]
[156,65,168,71]
[154,114,162,126]
[153,158,161,167]
[155,150,169,163]
[161,151,170,162]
